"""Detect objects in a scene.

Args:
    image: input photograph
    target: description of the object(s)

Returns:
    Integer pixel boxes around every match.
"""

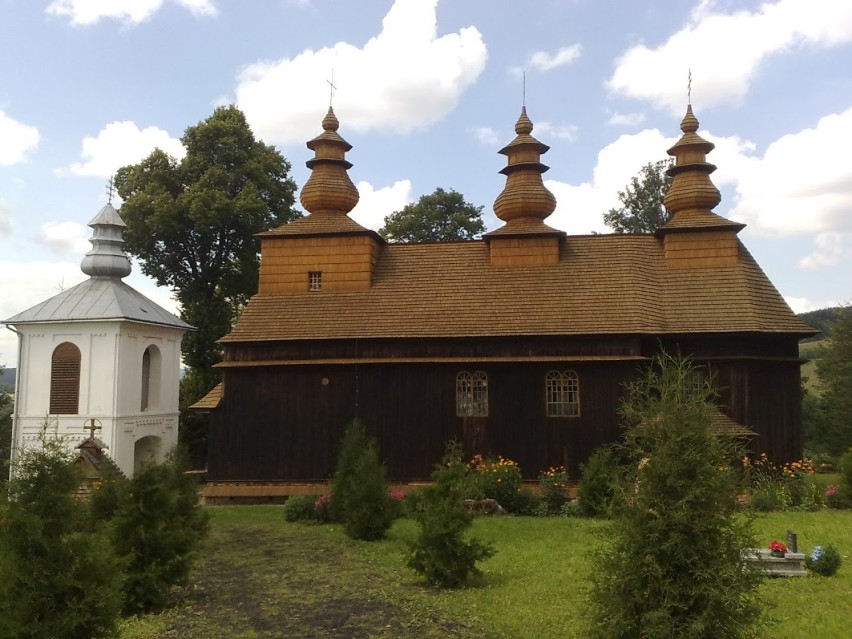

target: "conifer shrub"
[589,353,763,639]
[330,419,394,541]
[576,446,622,517]
[0,429,123,638]
[111,452,209,613]
[407,441,495,588]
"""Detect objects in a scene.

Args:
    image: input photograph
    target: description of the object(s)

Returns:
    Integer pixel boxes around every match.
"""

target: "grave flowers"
[769,540,788,558]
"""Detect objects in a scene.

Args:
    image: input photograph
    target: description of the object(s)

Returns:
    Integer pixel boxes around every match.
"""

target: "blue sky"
[2,0,852,366]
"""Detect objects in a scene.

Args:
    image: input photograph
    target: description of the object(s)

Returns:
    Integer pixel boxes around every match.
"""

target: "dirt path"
[145,522,488,639]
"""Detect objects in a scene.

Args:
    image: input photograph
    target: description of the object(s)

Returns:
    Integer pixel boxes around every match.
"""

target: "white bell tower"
[3,202,192,476]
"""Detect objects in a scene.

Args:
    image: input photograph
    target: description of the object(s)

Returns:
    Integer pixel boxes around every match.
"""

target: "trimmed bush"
[283,495,319,522]
[805,544,843,577]
[408,441,495,587]
[512,487,541,516]
[589,353,763,639]
[331,420,394,541]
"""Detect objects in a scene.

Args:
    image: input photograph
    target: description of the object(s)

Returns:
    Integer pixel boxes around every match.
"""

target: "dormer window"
[308,271,322,292]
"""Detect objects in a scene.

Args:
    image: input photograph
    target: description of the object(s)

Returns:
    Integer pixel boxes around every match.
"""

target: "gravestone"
[786,530,798,553]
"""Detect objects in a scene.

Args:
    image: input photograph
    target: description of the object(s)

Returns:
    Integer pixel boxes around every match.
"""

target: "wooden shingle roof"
[189,382,223,411]
[222,234,813,344]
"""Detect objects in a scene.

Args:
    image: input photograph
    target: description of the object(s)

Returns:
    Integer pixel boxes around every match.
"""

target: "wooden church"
[196,104,814,491]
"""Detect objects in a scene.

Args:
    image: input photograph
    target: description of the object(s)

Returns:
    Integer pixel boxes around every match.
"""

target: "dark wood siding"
[208,359,635,482]
[207,333,805,482]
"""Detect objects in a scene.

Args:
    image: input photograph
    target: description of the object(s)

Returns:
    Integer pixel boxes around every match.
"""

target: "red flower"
[769,540,787,553]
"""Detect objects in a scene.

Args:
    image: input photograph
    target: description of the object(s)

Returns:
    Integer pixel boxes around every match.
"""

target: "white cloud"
[784,296,841,314]
[608,112,645,127]
[46,0,217,25]
[0,110,39,165]
[535,121,578,141]
[728,107,852,236]
[530,45,582,71]
[349,179,413,231]
[608,0,852,113]
[235,0,487,145]
[512,44,582,75]
[798,233,852,270]
[546,128,675,234]
[469,126,500,146]
[36,221,91,255]
[62,121,185,178]
[0,201,11,237]
[0,259,86,364]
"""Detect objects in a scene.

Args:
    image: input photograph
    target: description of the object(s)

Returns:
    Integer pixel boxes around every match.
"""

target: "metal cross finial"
[106,177,116,204]
[327,69,337,108]
[84,418,102,440]
[688,68,692,105]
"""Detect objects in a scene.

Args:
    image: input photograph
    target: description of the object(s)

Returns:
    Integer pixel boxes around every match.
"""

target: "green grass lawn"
[119,507,852,639]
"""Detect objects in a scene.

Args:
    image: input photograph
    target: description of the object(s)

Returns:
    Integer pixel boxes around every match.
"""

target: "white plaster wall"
[10,320,185,477]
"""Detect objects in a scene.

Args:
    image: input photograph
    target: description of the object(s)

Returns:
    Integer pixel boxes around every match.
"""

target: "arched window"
[456,371,488,416]
[50,342,81,414]
[546,370,579,417]
[141,345,162,411]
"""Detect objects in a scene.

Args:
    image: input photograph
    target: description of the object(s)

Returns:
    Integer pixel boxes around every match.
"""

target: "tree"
[108,453,209,613]
[114,106,300,463]
[330,420,395,541]
[0,428,123,638]
[380,187,485,242]
[589,353,762,638]
[407,441,495,588]
[603,160,673,234]
[814,305,852,456]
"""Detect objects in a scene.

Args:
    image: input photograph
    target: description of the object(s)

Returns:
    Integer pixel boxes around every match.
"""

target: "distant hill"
[798,307,844,343]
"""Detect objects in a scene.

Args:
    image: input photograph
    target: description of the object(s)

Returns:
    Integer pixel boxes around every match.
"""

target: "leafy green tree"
[589,353,762,639]
[114,106,300,463]
[0,428,123,638]
[407,441,495,588]
[380,187,485,242]
[330,420,394,541]
[815,305,852,456]
[603,160,673,234]
[109,453,209,613]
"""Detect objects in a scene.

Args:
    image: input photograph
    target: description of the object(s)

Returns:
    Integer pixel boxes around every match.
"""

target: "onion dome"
[659,105,743,233]
[299,107,360,216]
[80,203,132,279]
[492,107,557,229]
